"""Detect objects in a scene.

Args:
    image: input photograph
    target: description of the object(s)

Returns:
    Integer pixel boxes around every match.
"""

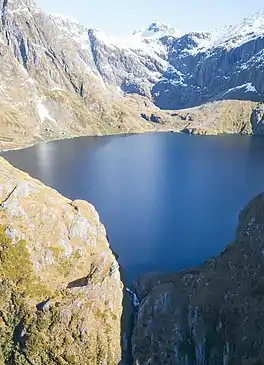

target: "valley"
[1,0,264,364]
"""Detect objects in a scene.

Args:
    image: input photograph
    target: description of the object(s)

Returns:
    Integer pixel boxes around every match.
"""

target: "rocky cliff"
[132,193,264,364]
[1,0,264,149]
[0,156,124,364]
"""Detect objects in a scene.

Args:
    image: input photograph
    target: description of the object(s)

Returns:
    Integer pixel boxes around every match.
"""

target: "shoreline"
[0,129,157,153]
[1,127,258,153]
[0,128,172,153]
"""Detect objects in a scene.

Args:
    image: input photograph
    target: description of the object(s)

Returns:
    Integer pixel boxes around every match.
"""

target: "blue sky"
[37,0,264,36]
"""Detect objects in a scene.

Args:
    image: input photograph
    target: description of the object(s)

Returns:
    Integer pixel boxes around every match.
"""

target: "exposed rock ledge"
[132,193,264,364]
[0,156,123,364]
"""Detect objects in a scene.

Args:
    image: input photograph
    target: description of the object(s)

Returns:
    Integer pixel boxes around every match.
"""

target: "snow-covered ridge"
[49,13,86,37]
[2,0,39,17]
[88,21,180,52]
[51,11,264,55]
[50,14,179,52]
[188,10,264,54]
[50,13,81,24]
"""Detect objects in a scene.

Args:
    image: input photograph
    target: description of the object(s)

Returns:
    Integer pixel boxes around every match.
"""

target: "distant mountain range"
[52,10,264,109]
[0,0,264,149]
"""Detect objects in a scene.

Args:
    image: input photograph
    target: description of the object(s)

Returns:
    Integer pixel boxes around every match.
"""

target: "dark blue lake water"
[2,133,264,282]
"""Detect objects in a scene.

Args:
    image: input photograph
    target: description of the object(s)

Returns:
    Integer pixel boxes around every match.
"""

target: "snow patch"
[245,82,257,92]
[26,77,35,84]
[223,82,257,96]
[59,239,73,257]
[169,79,188,87]
[75,32,91,50]
[50,87,65,92]
[36,100,57,124]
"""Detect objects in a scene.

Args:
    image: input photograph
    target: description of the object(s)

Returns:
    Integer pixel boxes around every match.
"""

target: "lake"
[2,133,264,283]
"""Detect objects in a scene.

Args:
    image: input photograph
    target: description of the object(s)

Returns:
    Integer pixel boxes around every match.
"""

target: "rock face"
[132,193,264,364]
[251,104,264,135]
[0,156,123,364]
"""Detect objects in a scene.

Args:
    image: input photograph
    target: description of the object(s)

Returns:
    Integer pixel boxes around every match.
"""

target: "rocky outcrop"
[251,104,264,135]
[132,193,264,364]
[0,156,123,364]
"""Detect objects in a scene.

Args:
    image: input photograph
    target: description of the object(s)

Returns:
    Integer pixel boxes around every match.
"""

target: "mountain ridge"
[0,0,264,150]
[49,9,264,110]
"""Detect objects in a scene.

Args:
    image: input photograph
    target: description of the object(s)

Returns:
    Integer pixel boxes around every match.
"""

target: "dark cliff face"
[131,193,264,365]
[152,36,264,109]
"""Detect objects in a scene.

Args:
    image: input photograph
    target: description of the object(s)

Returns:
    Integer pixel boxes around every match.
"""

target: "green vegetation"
[0,225,50,364]
[0,226,119,364]
[0,226,47,298]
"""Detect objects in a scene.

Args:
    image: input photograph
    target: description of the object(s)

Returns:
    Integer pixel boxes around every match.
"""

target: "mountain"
[80,11,264,109]
[152,12,264,109]
[0,0,161,150]
[0,0,264,150]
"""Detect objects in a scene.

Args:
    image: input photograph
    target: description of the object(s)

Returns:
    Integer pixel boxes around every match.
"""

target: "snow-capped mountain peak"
[86,22,180,54]
[133,21,181,40]
[147,21,170,32]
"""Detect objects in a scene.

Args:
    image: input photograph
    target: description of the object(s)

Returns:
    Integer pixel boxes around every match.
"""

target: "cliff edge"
[132,193,264,364]
[0,156,123,364]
